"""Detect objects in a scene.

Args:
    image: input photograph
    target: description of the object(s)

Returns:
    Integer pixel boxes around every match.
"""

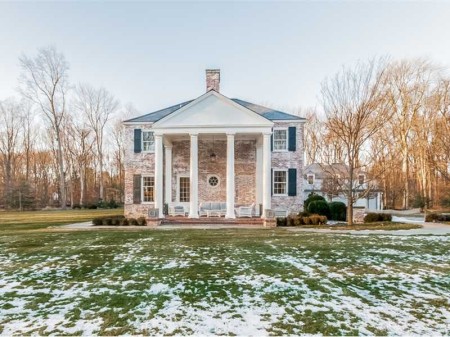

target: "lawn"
[0,210,449,336]
[0,208,123,232]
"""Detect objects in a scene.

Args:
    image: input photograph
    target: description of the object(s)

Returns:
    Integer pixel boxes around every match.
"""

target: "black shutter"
[133,174,141,204]
[288,168,297,196]
[288,127,296,151]
[134,129,142,153]
[270,134,273,151]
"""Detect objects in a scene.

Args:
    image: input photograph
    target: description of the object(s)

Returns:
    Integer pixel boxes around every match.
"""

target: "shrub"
[86,204,97,209]
[120,218,129,226]
[72,204,81,210]
[298,211,310,217]
[426,213,450,222]
[276,217,287,226]
[304,193,326,210]
[364,213,392,223]
[108,199,119,209]
[307,200,331,218]
[329,201,346,221]
[128,218,138,226]
[92,217,103,226]
[137,217,147,226]
[302,216,311,225]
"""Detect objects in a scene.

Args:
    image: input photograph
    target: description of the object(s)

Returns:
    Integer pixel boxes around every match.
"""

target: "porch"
[153,131,272,219]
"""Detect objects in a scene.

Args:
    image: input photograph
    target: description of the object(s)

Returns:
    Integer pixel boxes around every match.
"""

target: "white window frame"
[272,128,288,152]
[307,174,315,185]
[142,130,155,153]
[141,175,155,204]
[177,174,190,203]
[272,169,288,196]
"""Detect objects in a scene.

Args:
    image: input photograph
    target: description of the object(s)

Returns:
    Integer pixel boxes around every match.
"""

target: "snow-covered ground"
[0,232,449,335]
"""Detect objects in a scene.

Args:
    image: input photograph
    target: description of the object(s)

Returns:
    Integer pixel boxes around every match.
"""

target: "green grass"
[0,208,123,232]
[0,210,448,335]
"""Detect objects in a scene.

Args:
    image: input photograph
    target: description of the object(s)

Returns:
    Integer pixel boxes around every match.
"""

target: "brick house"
[122,70,306,222]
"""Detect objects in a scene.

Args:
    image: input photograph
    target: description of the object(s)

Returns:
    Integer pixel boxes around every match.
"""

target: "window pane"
[273,171,287,195]
[142,131,155,151]
[308,175,314,185]
[273,130,287,150]
[143,176,154,202]
[180,177,190,202]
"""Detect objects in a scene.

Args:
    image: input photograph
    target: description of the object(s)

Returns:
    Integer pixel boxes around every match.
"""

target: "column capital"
[263,132,272,137]
[189,133,199,137]
[226,132,236,137]
[154,134,163,140]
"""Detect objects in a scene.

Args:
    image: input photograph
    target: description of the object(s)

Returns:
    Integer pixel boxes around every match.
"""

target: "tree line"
[0,46,133,210]
[304,58,450,223]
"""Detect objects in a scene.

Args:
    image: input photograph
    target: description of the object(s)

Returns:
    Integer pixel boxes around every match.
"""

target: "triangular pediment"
[152,91,273,129]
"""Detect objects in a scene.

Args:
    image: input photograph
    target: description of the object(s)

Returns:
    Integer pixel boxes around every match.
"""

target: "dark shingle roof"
[124,100,193,123]
[231,98,305,121]
[123,96,305,123]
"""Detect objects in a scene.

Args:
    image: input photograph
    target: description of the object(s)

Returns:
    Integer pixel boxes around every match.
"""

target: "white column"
[154,134,164,218]
[262,133,272,217]
[226,133,236,219]
[189,133,199,218]
[255,137,263,206]
[164,144,173,205]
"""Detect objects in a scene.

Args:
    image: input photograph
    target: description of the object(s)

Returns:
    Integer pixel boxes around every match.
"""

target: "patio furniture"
[237,203,255,217]
[199,202,227,217]
[168,205,186,216]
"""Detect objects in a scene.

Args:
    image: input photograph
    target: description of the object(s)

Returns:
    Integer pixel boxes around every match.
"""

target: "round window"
[208,175,219,187]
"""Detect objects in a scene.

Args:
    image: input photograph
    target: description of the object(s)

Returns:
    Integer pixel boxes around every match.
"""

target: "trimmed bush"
[72,204,81,210]
[307,200,331,218]
[364,213,392,223]
[276,218,287,226]
[120,218,129,226]
[329,201,346,221]
[86,204,97,209]
[137,217,147,226]
[304,193,326,210]
[425,213,450,222]
[92,215,125,226]
[128,218,138,226]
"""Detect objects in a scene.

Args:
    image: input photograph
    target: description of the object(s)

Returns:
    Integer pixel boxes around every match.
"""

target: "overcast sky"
[1,1,450,115]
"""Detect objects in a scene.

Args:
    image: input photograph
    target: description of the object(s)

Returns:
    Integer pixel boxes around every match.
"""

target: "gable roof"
[123,93,304,124]
[152,90,273,129]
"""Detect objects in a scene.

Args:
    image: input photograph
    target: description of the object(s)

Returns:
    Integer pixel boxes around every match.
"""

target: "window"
[208,175,220,187]
[307,174,314,185]
[273,129,288,151]
[273,170,287,195]
[358,174,365,185]
[179,177,190,202]
[142,131,155,152]
[142,176,154,202]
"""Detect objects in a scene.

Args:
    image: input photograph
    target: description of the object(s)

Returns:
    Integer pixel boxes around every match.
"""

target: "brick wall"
[271,121,304,213]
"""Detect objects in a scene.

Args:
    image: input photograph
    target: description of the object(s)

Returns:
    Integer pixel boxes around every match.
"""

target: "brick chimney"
[206,69,220,92]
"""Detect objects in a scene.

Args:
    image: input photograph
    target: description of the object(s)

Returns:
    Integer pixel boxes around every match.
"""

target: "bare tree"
[384,59,436,209]
[74,84,119,201]
[321,59,391,224]
[0,99,25,207]
[19,46,70,209]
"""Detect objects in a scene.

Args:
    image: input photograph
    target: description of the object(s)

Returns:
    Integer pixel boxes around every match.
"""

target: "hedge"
[91,215,148,226]
[307,200,331,218]
[328,201,347,221]
[363,213,392,223]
